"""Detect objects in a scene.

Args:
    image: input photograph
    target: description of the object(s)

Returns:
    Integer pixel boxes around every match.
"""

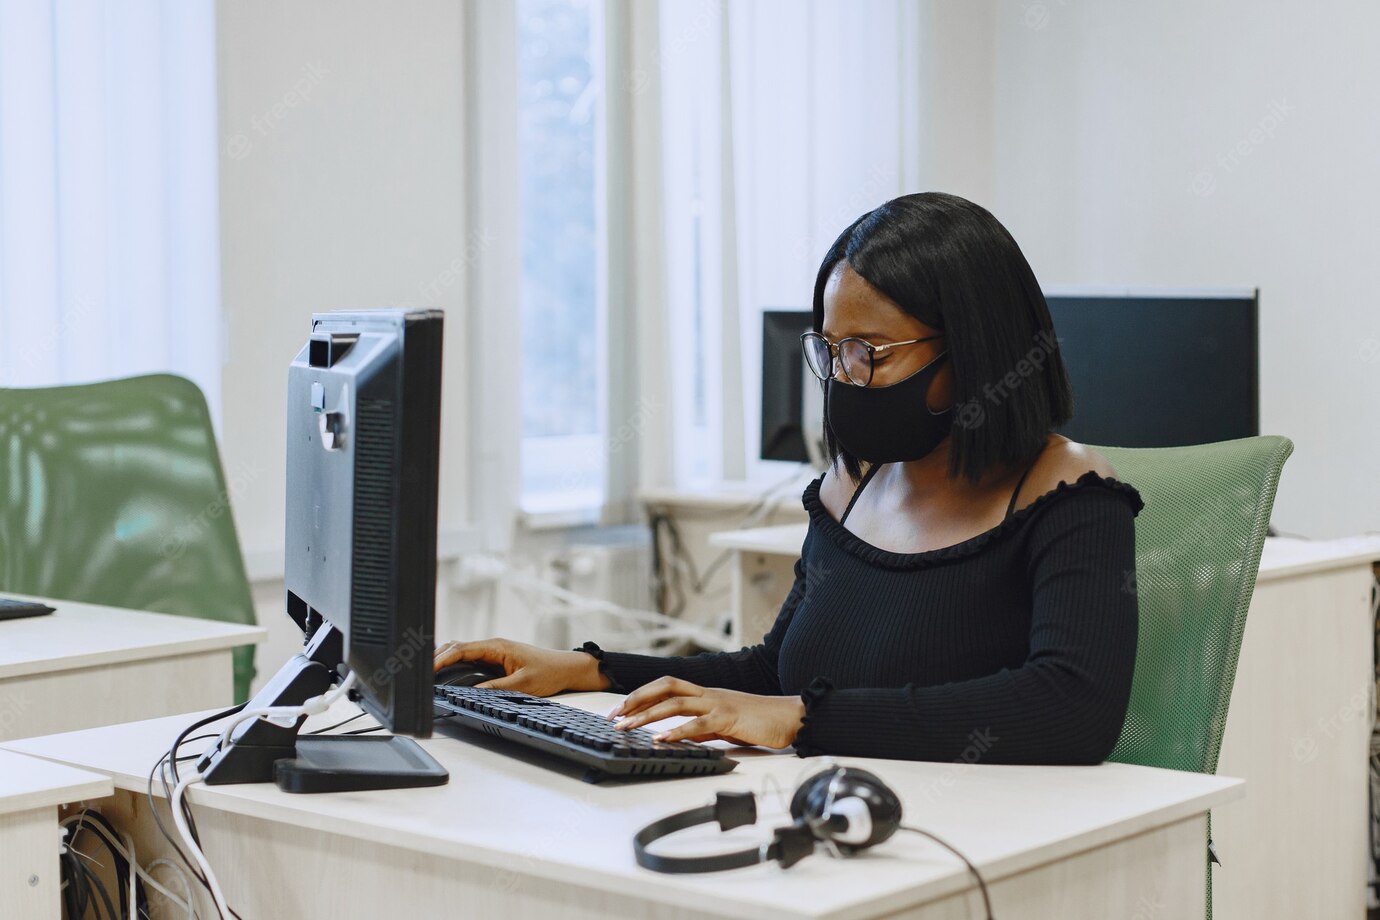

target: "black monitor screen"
[760,310,817,463]
[1044,289,1258,448]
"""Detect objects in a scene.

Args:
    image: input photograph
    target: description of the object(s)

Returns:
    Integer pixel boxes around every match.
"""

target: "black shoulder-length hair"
[814,192,1073,484]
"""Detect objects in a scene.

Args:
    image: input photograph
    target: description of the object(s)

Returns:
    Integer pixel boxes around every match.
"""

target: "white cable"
[210,670,359,758]
[124,828,138,918]
[171,772,230,919]
[146,858,197,920]
[165,670,359,919]
[499,562,732,650]
[60,814,196,917]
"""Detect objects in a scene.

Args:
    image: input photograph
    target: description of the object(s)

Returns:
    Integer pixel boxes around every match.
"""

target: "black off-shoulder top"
[578,470,1144,764]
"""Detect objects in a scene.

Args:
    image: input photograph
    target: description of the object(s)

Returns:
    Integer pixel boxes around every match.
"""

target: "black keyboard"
[433,685,737,783]
[0,597,55,621]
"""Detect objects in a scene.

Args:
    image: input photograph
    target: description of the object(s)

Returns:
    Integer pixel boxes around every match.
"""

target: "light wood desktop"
[3,694,1242,920]
[708,527,1380,920]
[0,594,267,742]
[0,749,112,917]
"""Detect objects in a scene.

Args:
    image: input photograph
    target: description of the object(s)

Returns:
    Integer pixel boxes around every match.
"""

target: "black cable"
[899,825,994,919]
[651,512,732,619]
[148,751,205,895]
[173,733,221,763]
[66,810,153,919]
[146,703,248,920]
[61,848,88,919]
[78,856,118,920]
[306,711,367,735]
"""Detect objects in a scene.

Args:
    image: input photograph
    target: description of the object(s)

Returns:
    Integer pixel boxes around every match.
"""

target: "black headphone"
[633,765,903,873]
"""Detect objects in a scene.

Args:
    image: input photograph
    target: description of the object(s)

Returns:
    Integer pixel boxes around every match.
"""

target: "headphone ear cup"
[789,768,836,824]
[790,766,904,852]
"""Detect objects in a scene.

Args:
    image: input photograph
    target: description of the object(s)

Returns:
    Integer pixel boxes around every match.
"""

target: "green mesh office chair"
[0,374,258,701]
[1095,435,1293,918]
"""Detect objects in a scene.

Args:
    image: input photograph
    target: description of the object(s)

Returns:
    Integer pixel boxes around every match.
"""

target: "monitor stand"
[196,622,449,793]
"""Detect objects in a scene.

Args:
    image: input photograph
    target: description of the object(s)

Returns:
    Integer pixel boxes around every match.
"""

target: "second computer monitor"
[760,310,820,464]
[1045,287,1259,448]
[759,288,1259,460]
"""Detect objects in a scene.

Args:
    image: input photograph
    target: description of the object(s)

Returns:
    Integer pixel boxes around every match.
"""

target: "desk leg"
[0,807,60,918]
[730,551,798,646]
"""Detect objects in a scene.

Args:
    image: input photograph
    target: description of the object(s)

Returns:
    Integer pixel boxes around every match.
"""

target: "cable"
[62,809,153,919]
[81,857,117,920]
[124,828,137,919]
[173,733,220,763]
[306,711,368,734]
[899,824,994,919]
[649,463,811,625]
[207,671,358,764]
[146,858,197,920]
[146,703,248,920]
[171,772,229,919]
[61,811,196,919]
[164,674,358,919]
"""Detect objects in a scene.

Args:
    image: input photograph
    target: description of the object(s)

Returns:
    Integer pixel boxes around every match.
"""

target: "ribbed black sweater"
[579,470,1143,765]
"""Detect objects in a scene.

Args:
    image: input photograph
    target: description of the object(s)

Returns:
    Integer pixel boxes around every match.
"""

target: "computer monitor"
[1044,288,1259,447]
[760,310,825,466]
[197,308,448,792]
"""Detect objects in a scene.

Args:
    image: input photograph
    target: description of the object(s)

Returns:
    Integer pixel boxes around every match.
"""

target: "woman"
[435,192,1142,765]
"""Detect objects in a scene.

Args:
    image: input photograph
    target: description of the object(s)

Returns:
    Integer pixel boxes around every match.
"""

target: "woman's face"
[820,262,953,408]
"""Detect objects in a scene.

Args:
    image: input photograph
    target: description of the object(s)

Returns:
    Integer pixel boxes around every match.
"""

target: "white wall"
[216,0,476,685]
[981,0,1380,538]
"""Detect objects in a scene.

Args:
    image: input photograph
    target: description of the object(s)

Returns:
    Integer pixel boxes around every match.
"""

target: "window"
[516,0,606,515]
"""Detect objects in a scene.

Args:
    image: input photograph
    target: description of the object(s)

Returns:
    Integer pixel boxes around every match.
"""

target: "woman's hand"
[608,677,806,749]
[433,637,612,696]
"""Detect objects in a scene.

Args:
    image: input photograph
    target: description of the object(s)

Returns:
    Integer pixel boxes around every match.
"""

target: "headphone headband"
[632,767,902,874]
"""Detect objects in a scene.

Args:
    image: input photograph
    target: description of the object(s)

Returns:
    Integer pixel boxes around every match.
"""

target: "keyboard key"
[434,684,735,780]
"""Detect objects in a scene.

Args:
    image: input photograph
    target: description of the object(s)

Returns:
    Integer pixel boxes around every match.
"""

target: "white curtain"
[0,0,222,425]
[602,0,675,521]
[656,0,925,487]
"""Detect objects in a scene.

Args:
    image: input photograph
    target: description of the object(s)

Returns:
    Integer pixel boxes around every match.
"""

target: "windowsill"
[241,524,484,584]
[518,505,603,531]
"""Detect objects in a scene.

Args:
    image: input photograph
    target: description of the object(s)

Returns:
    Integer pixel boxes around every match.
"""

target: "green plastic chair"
[1095,435,1294,918]
[0,374,258,701]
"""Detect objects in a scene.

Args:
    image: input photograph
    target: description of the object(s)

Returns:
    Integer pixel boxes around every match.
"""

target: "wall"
[983,0,1380,537]
[215,0,477,687]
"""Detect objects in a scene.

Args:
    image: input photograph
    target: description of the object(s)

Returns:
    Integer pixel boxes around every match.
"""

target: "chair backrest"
[1095,435,1293,774]
[0,374,258,701]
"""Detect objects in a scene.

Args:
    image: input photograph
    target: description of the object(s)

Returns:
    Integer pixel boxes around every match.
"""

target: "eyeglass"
[800,331,945,387]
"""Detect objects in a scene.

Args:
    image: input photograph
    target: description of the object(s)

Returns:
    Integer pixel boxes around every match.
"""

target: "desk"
[0,749,112,916]
[4,696,1241,920]
[0,595,267,742]
[708,528,1380,920]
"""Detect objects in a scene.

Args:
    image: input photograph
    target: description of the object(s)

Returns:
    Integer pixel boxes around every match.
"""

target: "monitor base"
[197,622,449,792]
[274,735,449,793]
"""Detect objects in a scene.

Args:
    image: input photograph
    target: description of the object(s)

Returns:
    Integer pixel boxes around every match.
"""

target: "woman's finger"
[434,639,501,670]
[653,715,720,743]
[473,667,522,691]
[610,677,703,719]
[615,696,710,731]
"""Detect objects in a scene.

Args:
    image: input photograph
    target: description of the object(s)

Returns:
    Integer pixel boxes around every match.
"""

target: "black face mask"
[824,351,952,464]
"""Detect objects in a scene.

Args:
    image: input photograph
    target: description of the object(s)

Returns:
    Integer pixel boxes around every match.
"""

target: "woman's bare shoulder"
[818,461,871,520]
[1012,437,1119,512]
